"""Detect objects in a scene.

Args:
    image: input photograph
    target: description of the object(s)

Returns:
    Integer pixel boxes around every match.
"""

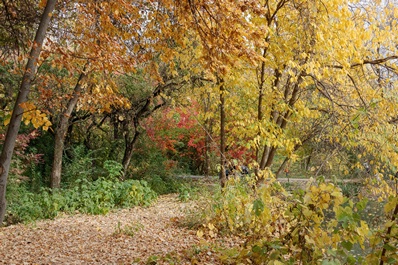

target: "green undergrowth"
[5,178,157,225]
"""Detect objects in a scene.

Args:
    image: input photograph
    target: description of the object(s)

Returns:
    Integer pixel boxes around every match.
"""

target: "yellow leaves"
[3,115,11,127]
[196,229,204,238]
[197,222,218,239]
[202,174,398,263]
[78,80,130,114]
[304,183,343,212]
[384,197,398,214]
[267,261,284,265]
[356,221,370,241]
[4,102,52,131]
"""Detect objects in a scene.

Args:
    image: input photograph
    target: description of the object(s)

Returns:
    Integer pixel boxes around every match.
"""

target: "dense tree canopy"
[1,0,398,263]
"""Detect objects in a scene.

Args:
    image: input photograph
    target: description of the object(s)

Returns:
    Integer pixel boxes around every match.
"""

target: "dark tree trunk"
[0,0,57,225]
[122,129,140,176]
[204,129,210,177]
[50,71,86,189]
[219,79,227,187]
[203,92,212,177]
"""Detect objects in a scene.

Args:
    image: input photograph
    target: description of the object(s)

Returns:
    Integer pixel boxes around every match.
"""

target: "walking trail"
[0,194,202,264]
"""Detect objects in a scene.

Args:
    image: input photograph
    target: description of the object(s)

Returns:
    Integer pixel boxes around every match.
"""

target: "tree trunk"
[122,129,140,176]
[119,83,169,177]
[203,92,212,177]
[204,129,210,177]
[276,157,290,178]
[50,71,86,189]
[0,0,57,225]
[219,79,227,187]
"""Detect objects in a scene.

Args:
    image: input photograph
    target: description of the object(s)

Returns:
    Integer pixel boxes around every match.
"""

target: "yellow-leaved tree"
[186,0,398,263]
[184,0,398,183]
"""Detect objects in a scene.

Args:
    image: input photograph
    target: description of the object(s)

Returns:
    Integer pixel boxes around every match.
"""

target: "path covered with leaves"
[0,194,201,264]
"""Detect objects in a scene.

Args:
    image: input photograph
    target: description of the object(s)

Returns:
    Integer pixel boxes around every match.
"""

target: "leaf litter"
[0,194,202,264]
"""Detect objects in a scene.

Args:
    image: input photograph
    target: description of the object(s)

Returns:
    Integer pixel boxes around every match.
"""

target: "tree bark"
[219,79,227,187]
[0,0,57,225]
[276,157,290,178]
[122,134,140,174]
[121,125,140,175]
[203,92,212,177]
[50,71,86,189]
[118,81,179,177]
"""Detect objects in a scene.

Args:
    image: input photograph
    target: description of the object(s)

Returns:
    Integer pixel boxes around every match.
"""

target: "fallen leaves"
[0,194,199,264]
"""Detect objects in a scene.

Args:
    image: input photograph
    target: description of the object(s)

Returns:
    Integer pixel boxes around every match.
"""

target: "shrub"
[198,177,397,264]
[104,160,123,179]
[62,145,96,186]
[178,183,199,202]
[127,139,189,194]
[4,178,157,225]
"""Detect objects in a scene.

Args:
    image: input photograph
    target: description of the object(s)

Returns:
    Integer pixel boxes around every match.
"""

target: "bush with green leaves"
[5,178,157,225]
[62,145,96,186]
[104,160,123,179]
[127,140,188,194]
[177,184,199,202]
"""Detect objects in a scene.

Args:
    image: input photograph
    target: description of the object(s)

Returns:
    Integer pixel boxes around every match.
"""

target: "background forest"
[1,0,398,264]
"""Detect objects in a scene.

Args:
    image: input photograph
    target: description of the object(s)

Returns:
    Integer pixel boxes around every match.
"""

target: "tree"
[184,0,398,184]
[119,78,186,175]
[0,0,57,225]
[40,0,199,187]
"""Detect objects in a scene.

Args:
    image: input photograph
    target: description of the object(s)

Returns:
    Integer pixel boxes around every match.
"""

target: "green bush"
[177,183,199,202]
[104,160,123,179]
[62,145,96,186]
[127,142,186,194]
[5,178,157,225]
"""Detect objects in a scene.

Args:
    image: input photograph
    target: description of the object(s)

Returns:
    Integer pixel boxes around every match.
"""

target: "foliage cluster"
[125,137,189,194]
[143,103,216,175]
[198,178,398,264]
[5,177,157,225]
[0,1,398,261]
[0,130,43,183]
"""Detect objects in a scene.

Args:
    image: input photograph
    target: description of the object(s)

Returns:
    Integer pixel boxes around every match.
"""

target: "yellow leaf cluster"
[4,102,52,131]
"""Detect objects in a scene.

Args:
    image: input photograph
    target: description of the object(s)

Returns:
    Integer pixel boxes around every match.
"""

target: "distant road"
[178,175,363,183]
[277,178,362,183]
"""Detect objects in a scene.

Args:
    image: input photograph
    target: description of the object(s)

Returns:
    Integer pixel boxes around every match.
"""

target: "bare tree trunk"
[204,129,210,177]
[122,129,140,176]
[0,0,57,225]
[219,79,227,187]
[119,82,172,177]
[276,157,290,178]
[203,92,212,177]
[50,71,86,189]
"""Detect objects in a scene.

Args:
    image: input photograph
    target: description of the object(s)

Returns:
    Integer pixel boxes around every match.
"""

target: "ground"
[0,177,369,264]
[0,194,204,264]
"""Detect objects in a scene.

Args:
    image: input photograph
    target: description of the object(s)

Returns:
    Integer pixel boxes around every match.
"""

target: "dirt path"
[0,194,200,264]
[0,178,364,264]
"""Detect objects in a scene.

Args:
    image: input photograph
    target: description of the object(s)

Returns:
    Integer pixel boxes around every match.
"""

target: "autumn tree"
[0,0,57,225]
[183,0,398,184]
[32,0,200,187]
